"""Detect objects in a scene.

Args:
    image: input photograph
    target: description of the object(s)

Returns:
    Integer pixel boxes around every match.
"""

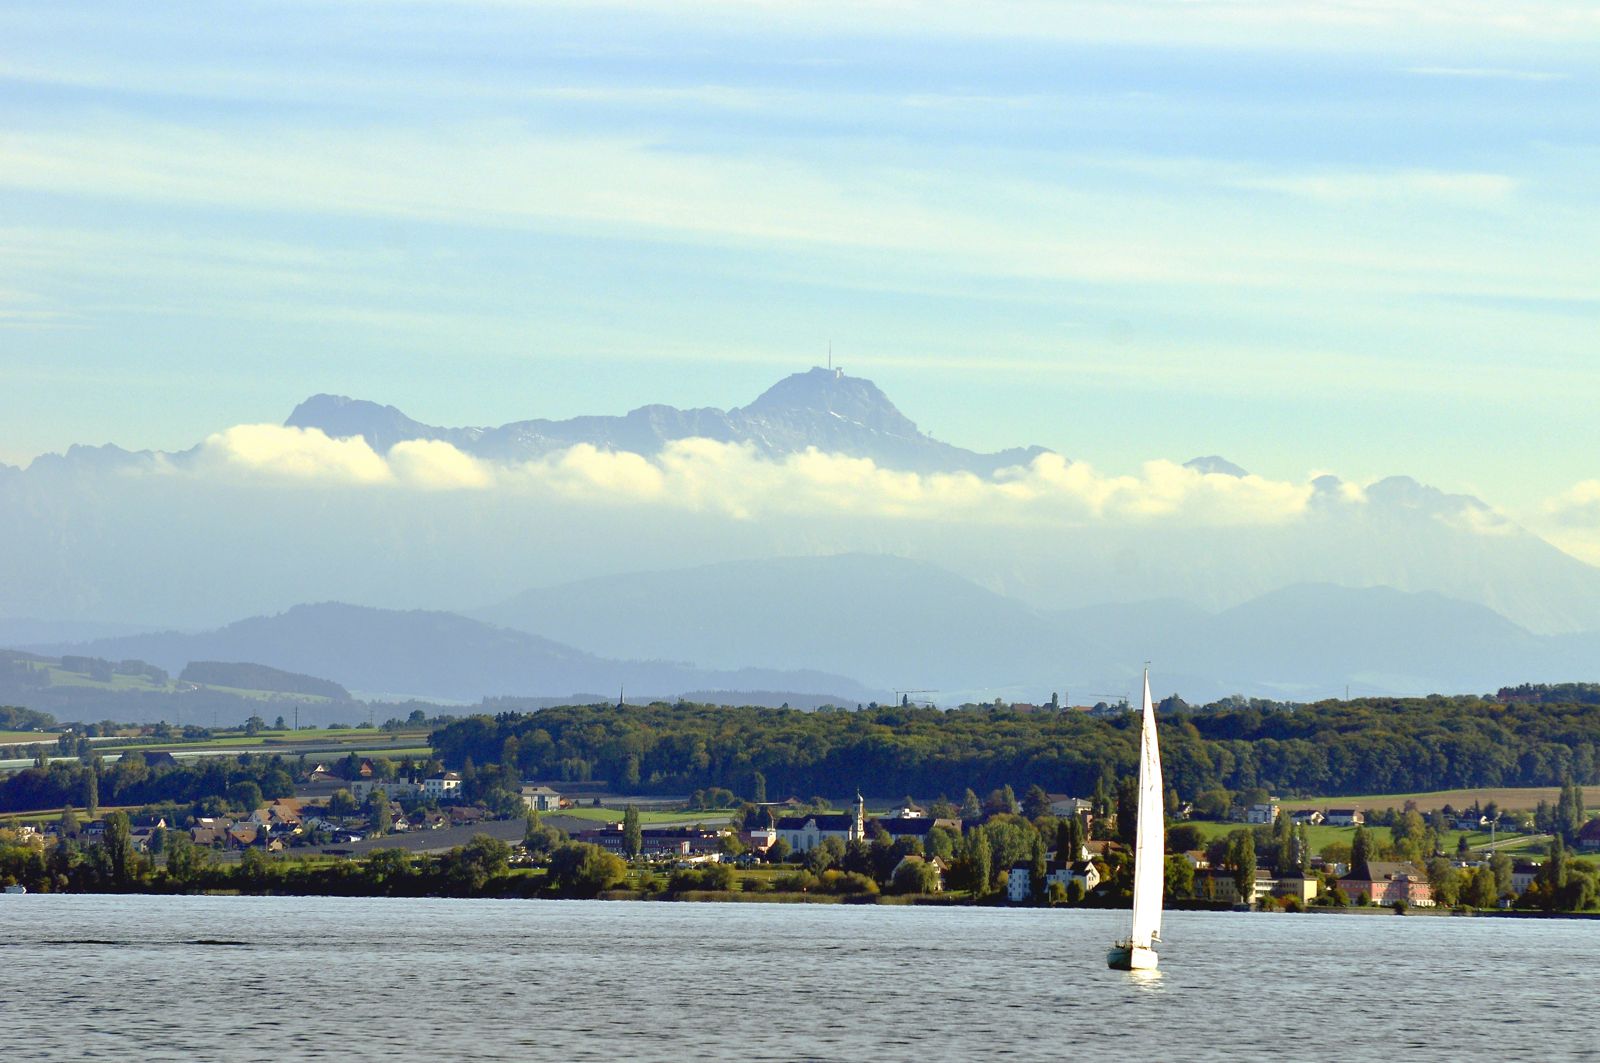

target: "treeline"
[431,695,1600,799]
[177,661,350,700]
[0,821,531,898]
[0,751,298,815]
[0,703,57,730]
[1497,683,1600,706]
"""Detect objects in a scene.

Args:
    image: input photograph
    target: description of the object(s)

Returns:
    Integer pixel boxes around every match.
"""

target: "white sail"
[1127,670,1164,950]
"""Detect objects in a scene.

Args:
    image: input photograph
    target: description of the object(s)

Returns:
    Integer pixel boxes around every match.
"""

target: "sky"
[2,1,1598,552]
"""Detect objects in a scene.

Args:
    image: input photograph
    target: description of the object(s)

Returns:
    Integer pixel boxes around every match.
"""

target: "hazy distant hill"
[479,555,1600,702]
[0,648,368,728]
[178,660,351,700]
[38,602,870,704]
[472,553,1109,696]
[286,367,1046,475]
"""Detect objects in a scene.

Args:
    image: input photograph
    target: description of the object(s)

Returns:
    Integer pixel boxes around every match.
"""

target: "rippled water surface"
[2,895,1596,1061]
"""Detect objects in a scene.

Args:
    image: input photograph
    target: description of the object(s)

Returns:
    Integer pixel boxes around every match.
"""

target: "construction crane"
[893,689,937,708]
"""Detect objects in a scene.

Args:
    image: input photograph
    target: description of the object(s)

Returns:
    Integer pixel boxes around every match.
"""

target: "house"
[1006,853,1101,902]
[1511,860,1542,893]
[1338,861,1434,906]
[1245,802,1281,825]
[520,785,564,813]
[872,815,961,849]
[1195,869,1277,906]
[776,796,867,853]
[142,750,179,769]
[570,823,712,859]
[740,827,777,853]
[1575,818,1600,852]
[249,799,305,829]
[350,777,418,802]
[1180,850,1210,871]
[450,806,487,827]
[1289,809,1324,826]
[1454,815,1489,832]
[1048,795,1092,818]
[190,818,231,847]
[227,824,262,849]
[1274,875,1321,904]
[421,772,461,801]
[1325,808,1365,827]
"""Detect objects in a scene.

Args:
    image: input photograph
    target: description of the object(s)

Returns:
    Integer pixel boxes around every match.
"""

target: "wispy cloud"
[1231,170,1518,205]
[1404,66,1568,82]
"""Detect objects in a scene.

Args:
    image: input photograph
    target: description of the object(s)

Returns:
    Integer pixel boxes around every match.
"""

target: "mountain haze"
[39,603,870,704]
[478,555,1600,702]
[4,366,1600,703]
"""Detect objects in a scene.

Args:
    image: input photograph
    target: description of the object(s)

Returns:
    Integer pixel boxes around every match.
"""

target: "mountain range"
[285,366,1044,475]
[3,366,1599,707]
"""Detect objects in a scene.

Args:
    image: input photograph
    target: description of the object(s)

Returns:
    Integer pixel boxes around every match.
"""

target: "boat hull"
[1106,944,1158,971]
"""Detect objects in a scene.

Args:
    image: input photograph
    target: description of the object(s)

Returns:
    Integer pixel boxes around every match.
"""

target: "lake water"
[2,896,1594,1061]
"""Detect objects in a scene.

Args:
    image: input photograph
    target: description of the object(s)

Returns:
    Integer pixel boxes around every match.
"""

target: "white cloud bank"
[1539,480,1600,564]
[191,423,1320,526]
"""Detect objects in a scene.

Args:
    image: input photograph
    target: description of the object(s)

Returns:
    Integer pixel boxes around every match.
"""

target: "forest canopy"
[432,694,1600,800]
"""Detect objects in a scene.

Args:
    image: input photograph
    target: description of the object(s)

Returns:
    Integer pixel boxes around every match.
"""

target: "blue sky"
[2,1,1597,535]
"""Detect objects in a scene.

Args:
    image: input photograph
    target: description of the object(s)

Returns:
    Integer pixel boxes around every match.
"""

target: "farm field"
[1182,819,1523,856]
[21,661,338,703]
[1276,787,1600,815]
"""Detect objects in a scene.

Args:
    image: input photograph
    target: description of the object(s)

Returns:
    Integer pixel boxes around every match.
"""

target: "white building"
[520,785,563,812]
[350,772,461,804]
[1007,849,1102,902]
[774,795,866,853]
[1245,801,1281,825]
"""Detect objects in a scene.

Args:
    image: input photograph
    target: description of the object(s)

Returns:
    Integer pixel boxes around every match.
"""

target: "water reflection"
[1123,969,1164,992]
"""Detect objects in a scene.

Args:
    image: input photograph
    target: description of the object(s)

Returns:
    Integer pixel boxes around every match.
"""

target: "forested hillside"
[433,696,1600,800]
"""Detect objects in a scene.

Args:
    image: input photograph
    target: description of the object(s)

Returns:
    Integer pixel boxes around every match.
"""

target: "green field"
[1181,819,1527,856]
[0,731,52,744]
[14,660,338,703]
[1276,786,1600,815]
[114,728,431,753]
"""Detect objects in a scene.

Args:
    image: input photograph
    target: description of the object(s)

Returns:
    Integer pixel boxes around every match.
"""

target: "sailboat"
[1107,669,1164,971]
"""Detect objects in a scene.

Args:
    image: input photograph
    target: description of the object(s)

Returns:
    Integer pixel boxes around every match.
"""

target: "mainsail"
[1128,670,1164,950]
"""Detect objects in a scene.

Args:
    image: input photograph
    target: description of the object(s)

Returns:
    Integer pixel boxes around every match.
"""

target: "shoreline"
[9,886,1599,918]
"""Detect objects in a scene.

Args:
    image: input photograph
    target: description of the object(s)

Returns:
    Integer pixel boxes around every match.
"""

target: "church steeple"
[853,789,866,842]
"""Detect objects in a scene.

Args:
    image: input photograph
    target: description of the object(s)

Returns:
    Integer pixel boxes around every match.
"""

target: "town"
[4,736,1595,912]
